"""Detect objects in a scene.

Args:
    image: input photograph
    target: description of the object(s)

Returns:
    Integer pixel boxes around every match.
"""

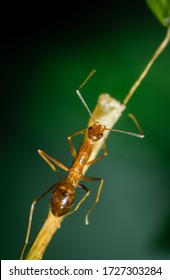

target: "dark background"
[1,1,170,259]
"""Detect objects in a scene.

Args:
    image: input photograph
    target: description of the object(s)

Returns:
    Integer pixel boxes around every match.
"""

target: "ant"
[20,70,144,259]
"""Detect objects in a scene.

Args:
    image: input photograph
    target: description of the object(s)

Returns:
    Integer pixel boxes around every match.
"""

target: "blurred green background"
[1,1,170,260]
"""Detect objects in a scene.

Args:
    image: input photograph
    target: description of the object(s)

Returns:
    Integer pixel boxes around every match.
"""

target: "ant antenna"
[105,113,144,138]
[76,69,96,122]
[105,127,144,138]
[78,69,96,91]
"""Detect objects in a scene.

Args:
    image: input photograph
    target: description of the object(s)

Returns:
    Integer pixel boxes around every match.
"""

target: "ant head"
[87,122,105,142]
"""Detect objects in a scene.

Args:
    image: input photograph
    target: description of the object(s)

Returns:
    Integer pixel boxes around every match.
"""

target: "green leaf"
[146,0,170,27]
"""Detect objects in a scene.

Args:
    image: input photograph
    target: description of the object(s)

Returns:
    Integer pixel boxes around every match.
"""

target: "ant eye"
[89,127,93,131]
[100,133,103,138]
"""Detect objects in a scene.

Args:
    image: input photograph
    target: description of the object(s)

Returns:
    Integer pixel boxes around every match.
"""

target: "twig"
[25,212,63,260]
[123,26,170,105]
[24,94,125,260]
[24,27,170,260]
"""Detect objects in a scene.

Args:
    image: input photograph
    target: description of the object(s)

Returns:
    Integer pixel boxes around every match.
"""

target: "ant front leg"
[86,141,108,166]
[81,176,104,225]
[67,128,86,158]
[38,149,69,180]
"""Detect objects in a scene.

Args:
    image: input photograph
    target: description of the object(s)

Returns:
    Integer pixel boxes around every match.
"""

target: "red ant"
[20,70,144,259]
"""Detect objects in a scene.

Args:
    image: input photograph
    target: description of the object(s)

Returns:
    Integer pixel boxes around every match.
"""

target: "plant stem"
[24,27,170,260]
[123,26,170,105]
[25,212,63,260]
[24,94,125,260]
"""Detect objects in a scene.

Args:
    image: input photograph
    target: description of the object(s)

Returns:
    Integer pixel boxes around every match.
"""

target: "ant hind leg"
[65,183,91,217]
[20,182,59,260]
[81,176,104,225]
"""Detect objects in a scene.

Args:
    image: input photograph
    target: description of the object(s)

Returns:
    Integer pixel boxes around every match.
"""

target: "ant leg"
[20,182,60,260]
[38,149,69,180]
[105,114,144,138]
[81,176,104,225]
[128,113,144,136]
[65,184,91,217]
[85,142,108,166]
[68,128,86,158]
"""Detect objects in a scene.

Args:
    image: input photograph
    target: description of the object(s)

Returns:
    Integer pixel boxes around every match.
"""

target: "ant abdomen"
[50,182,75,217]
